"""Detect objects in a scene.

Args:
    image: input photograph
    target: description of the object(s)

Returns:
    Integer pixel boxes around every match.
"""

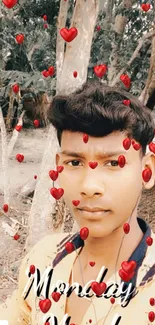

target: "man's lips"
[78,207,110,212]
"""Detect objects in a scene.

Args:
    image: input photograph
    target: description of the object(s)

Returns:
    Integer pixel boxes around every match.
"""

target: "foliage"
[1,0,154,98]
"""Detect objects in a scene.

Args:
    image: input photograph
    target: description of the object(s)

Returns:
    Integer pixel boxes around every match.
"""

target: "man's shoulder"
[23,232,76,266]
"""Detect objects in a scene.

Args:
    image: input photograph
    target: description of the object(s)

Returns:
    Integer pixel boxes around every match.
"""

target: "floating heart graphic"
[43,14,47,21]
[73,71,77,78]
[15,125,22,132]
[120,74,131,88]
[50,187,64,200]
[16,154,24,163]
[141,3,151,11]
[118,155,126,168]
[149,142,155,154]
[119,269,135,282]
[89,162,98,169]
[132,142,141,151]
[110,297,115,304]
[80,227,89,240]
[34,175,37,179]
[123,100,131,106]
[123,223,130,234]
[142,168,152,182]
[148,311,155,322]
[39,299,52,313]
[94,65,107,78]
[48,66,55,76]
[72,200,80,206]
[16,34,24,44]
[49,170,59,181]
[65,242,74,253]
[2,0,17,8]
[3,204,8,213]
[146,236,153,246]
[121,260,137,273]
[123,138,131,150]
[42,70,49,78]
[96,25,101,31]
[91,281,107,295]
[60,28,78,42]
[83,134,89,143]
[89,261,95,267]
[51,292,61,302]
[12,84,19,93]
[30,265,35,274]
[14,233,20,240]
[33,119,40,127]
[149,298,155,306]
[57,165,64,173]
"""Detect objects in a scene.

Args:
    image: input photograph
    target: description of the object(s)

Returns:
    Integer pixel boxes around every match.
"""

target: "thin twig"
[110,29,155,87]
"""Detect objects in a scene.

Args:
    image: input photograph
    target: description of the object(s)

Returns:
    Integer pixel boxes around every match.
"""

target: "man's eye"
[66,160,81,166]
[105,160,119,167]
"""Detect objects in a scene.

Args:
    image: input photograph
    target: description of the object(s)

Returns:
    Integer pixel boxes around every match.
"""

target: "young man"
[0,79,155,325]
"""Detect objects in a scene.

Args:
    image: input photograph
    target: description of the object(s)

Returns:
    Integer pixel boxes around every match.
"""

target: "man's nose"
[80,169,105,198]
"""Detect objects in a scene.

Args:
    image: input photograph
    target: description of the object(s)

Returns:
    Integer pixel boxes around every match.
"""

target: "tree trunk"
[25,0,100,251]
[138,25,155,106]
[107,0,134,84]
[57,0,100,95]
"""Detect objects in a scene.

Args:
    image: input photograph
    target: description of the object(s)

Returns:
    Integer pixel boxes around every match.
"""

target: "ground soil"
[0,127,155,303]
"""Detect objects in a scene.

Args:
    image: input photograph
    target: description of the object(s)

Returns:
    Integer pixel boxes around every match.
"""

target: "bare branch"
[110,29,155,87]
[7,110,25,159]
[0,106,10,205]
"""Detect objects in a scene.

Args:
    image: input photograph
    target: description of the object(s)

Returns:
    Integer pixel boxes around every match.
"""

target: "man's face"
[56,130,144,238]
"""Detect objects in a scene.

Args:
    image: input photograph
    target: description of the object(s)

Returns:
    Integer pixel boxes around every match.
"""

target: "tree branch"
[110,29,155,87]
[0,106,10,205]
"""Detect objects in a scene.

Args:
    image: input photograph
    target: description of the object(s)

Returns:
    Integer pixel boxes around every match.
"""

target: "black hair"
[48,79,155,157]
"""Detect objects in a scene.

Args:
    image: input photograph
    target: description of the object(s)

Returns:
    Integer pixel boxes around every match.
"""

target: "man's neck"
[79,216,144,272]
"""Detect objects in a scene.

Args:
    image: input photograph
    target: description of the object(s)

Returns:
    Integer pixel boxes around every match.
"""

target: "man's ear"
[142,152,155,189]
[55,153,60,167]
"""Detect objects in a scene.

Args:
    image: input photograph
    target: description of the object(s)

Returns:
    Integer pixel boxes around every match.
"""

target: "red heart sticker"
[39,299,52,313]
[121,260,137,273]
[123,138,131,150]
[94,65,107,78]
[60,28,78,42]
[72,200,80,206]
[49,170,59,181]
[149,142,155,154]
[15,125,22,132]
[65,242,74,253]
[118,155,126,168]
[83,134,89,143]
[16,154,24,163]
[2,0,17,8]
[88,162,98,169]
[51,292,61,302]
[57,165,64,173]
[89,261,95,267]
[80,227,89,240]
[123,100,131,106]
[91,281,107,295]
[120,74,131,88]
[119,269,135,282]
[16,34,24,44]
[141,3,150,12]
[50,187,64,200]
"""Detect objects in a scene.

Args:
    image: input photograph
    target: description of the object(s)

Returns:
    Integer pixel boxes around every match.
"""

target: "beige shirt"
[1,227,155,325]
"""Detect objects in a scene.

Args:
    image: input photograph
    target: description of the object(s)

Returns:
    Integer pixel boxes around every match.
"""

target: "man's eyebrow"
[60,150,127,159]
